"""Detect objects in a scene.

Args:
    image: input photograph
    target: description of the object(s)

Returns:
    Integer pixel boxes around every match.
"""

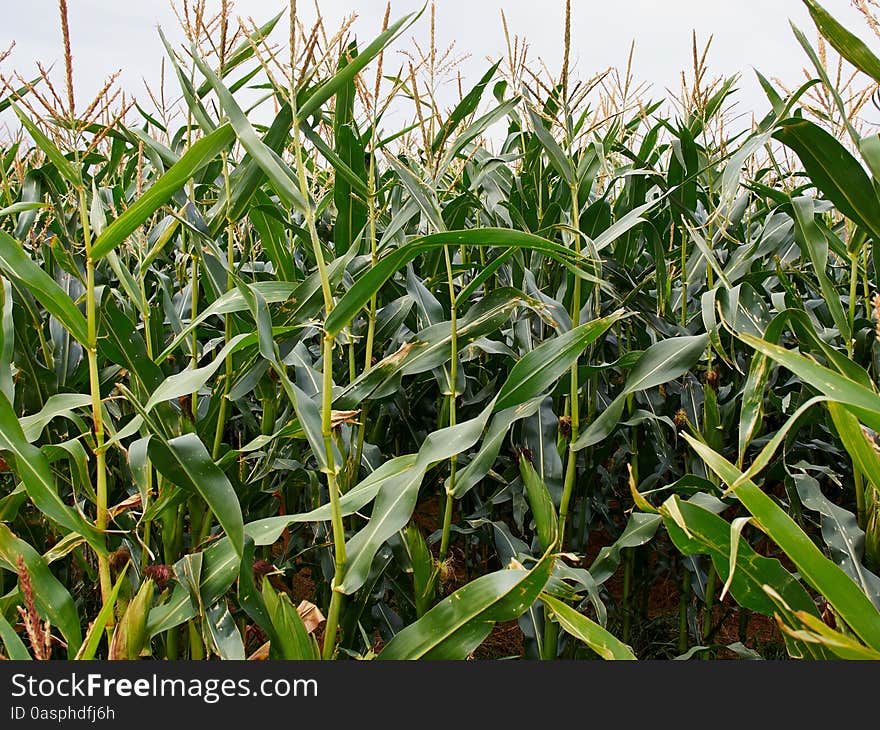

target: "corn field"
[0,0,879,661]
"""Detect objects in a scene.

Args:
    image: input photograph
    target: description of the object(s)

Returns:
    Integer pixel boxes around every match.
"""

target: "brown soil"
[290,567,316,603]
[473,620,525,659]
[412,493,456,535]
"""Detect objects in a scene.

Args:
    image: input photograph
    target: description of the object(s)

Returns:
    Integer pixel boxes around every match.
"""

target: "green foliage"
[1,0,879,662]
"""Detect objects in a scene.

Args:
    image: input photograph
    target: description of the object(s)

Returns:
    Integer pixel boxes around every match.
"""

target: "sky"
[0,0,874,129]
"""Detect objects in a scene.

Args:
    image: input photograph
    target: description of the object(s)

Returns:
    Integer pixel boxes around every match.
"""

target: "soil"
[290,567,316,603]
[412,493,456,536]
[473,620,525,659]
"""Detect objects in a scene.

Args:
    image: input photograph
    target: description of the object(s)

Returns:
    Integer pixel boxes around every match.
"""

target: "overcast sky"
[1,0,874,128]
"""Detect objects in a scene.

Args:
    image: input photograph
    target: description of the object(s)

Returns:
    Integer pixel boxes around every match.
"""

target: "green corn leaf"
[0,201,48,218]
[262,582,319,660]
[406,523,438,618]
[158,28,216,132]
[385,154,446,232]
[790,466,880,608]
[789,24,864,156]
[378,548,555,659]
[209,105,294,234]
[432,60,501,152]
[148,433,244,560]
[204,600,245,660]
[773,117,880,242]
[339,404,496,594]
[766,586,880,660]
[0,611,31,660]
[435,97,519,177]
[738,332,880,433]
[684,434,880,650]
[732,396,829,490]
[0,391,105,552]
[283,379,329,474]
[126,126,178,168]
[720,516,754,601]
[0,276,14,401]
[660,493,818,619]
[0,76,40,115]
[0,524,82,655]
[90,124,236,261]
[297,11,419,121]
[594,199,659,253]
[244,454,418,546]
[340,313,621,594]
[236,539,275,644]
[192,49,308,213]
[332,41,367,255]
[326,228,585,336]
[0,231,89,346]
[589,512,663,584]
[450,397,544,499]
[525,103,575,186]
[145,332,254,412]
[573,334,708,450]
[791,195,851,339]
[157,280,297,361]
[431,61,501,153]
[301,121,370,199]
[827,401,880,499]
[337,288,538,407]
[13,105,81,187]
[519,455,558,552]
[249,205,297,282]
[495,312,625,411]
[75,568,128,660]
[735,306,871,462]
[18,393,92,442]
[540,593,636,659]
[99,296,165,393]
[803,0,880,84]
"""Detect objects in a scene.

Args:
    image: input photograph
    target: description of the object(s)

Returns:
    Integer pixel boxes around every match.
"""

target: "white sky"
[1,0,874,129]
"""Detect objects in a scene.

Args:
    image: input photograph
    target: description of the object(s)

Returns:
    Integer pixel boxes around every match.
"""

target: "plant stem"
[622,548,633,644]
[855,467,866,530]
[190,252,199,419]
[438,243,458,563]
[438,490,455,561]
[623,382,639,646]
[202,156,236,550]
[364,149,379,374]
[545,183,583,661]
[80,186,112,621]
[285,64,346,656]
[680,225,688,327]
[188,622,205,660]
[702,563,717,653]
[849,252,858,358]
[679,565,691,654]
[211,155,235,461]
[557,184,582,547]
[166,626,178,660]
[541,612,559,661]
[320,332,347,657]
[139,258,155,571]
[353,146,381,484]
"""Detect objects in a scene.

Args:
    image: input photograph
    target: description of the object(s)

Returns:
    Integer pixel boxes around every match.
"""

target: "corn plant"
[0,0,878,661]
